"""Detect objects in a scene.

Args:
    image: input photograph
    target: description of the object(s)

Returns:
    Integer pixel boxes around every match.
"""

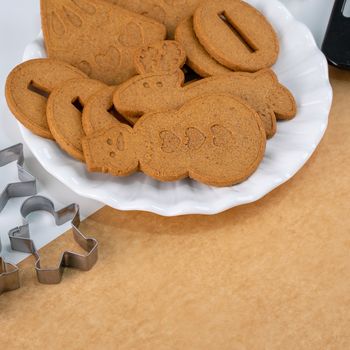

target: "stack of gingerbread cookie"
[5,0,296,187]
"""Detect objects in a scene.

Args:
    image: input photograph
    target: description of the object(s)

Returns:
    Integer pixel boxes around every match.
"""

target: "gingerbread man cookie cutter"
[8,196,99,285]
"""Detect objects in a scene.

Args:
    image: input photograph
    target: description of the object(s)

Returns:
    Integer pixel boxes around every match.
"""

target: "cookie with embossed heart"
[108,0,205,39]
[40,0,166,85]
[82,94,266,187]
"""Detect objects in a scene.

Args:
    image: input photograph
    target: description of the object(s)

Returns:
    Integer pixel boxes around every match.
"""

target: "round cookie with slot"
[47,78,106,161]
[5,58,87,139]
[193,0,279,72]
[175,16,231,77]
[82,85,138,137]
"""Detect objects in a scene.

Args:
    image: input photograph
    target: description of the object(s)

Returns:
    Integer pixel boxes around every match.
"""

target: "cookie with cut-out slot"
[82,85,138,137]
[83,40,186,134]
[5,58,87,139]
[193,0,279,72]
[82,94,266,187]
[113,42,296,138]
[47,78,106,161]
[110,0,204,38]
[175,16,231,77]
[41,0,166,85]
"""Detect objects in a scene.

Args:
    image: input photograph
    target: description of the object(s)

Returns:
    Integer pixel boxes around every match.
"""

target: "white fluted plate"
[18,0,332,216]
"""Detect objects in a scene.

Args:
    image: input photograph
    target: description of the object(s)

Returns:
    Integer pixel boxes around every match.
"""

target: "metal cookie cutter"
[0,143,37,212]
[0,237,20,295]
[1,143,36,294]
[8,196,98,285]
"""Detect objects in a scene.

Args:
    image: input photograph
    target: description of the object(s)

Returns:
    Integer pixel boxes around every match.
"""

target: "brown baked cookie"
[82,94,266,187]
[47,78,106,161]
[5,58,87,139]
[41,0,166,85]
[193,0,279,72]
[82,85,138,136]
[82,41,184,137]
[134,40,186,74]
[175,16,231,77]
[110,0,204,38]
[114,64,296,138]
[82,124,138,176]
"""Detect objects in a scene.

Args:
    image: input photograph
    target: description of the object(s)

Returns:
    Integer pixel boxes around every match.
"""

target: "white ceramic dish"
[19,0,332,216]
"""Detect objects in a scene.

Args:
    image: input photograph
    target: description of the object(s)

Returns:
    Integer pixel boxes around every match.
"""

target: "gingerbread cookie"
[82,38,188,136]
[114,44,296,138]
[41,0,166,85]
[82,94,266,187]
[47,78,106,161]
[110,0,204,38]
[5,58,87,139]
[82,85,138,137]
[193,0,279,72]
[134,40,186,74]
[175,17,231,77]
